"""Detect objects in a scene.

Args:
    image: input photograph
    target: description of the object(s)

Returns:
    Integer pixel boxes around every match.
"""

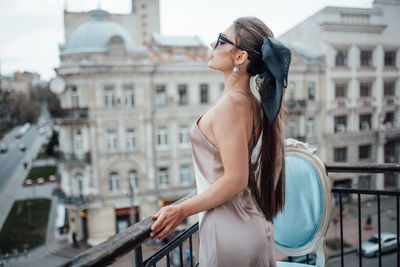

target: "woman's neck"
[222,71,251,95]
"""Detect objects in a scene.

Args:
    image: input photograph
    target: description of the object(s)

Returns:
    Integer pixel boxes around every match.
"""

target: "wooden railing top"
[60,193,195,267]
[60,163,400,266]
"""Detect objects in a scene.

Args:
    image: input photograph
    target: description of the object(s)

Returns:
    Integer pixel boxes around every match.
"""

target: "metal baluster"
[358,193,362,267]
[378,195,382,267]
[397,195,399,267]
[179,244,183,266]
[166,254,170,267]
[340,192,344,267]
[135,245,143,267]
[189,236,193,267]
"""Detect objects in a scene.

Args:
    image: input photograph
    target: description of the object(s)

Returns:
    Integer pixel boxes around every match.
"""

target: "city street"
[0,125,39,189]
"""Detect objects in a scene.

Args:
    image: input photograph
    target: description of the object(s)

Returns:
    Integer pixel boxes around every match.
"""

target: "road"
[330,250,398,267]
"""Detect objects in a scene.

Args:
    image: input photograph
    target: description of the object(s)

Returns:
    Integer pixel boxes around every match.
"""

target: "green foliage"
[0,198,51,254]
[26,166,57,181]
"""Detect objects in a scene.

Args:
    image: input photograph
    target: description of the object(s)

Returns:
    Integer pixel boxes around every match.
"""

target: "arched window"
[109,172,120,192]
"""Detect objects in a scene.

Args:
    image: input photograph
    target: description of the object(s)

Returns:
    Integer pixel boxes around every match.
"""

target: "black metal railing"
[49,107,88,119]
[60,163,400,267]
[58,151,91,164]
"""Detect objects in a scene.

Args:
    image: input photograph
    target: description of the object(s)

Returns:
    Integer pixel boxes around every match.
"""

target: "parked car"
[18,143,26,152]
[360,232,398,257]
[0,144,7,153]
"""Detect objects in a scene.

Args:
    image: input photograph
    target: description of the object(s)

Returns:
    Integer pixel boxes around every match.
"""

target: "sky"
[0,0,373,80]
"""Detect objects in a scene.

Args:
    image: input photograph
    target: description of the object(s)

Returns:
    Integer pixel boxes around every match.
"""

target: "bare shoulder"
[212,93,252,127]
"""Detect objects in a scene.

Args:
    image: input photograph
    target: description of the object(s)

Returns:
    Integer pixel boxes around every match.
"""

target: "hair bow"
[258,37,291,125]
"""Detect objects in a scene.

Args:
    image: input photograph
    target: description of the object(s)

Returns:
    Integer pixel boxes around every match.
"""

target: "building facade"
[280,0,400,191]
[52,4,223,245]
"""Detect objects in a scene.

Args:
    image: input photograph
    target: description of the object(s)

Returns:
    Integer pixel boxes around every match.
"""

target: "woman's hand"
[150,204,185,240]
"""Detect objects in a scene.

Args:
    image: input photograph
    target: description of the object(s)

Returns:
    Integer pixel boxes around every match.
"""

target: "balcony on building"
[48,107,89,124]
[58,151,91,164]
[285,99,307,111]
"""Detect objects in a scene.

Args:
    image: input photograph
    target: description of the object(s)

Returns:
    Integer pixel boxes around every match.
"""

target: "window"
[384,50,396,67]
[179,126,190,145]
[358,175,371,189]
[335,49,348,66]
[359,144,372,159]
[306,118,314,137]
[157,127,168,147]
[385,173,398,187]
[104,86,115,107]
[109,172,120,192]
[334,147,347,162]
[384,112,394,127]
[360,50,372,66]
[74,129,83,153]
[359,114,372,131]
[335,82,347,98]
[71,86,79,108]
[124,85,134,107]
[106,129,118,152]
[308,82,315,100]
[288,82,295,100]
[126,129,136,151]
[74,173,84,196]
[200,84,208,104]
[180,164,191,184]
[289,120,296,137]
[360,82,371,97]
[178,84,187,105]
[334,116,347,133]
[384,81,395,96]
[155,85,166,106]
[159,167,169,185]
[128,170,139,190]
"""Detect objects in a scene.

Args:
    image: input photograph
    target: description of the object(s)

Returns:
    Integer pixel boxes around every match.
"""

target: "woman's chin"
[207,62,218,70]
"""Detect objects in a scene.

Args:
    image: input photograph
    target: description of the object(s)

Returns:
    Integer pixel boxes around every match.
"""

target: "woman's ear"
[235,50,248,65]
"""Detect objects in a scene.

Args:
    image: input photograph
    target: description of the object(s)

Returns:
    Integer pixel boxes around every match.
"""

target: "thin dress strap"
[225,91,259,149]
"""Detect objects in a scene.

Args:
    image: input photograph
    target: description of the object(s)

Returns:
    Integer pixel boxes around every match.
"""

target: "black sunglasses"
[214,33,245,50]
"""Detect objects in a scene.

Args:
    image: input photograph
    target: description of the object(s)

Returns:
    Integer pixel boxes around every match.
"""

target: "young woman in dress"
[150,16,291,266]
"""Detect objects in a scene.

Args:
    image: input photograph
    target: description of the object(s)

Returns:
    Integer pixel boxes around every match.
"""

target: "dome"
[61,9,136,55]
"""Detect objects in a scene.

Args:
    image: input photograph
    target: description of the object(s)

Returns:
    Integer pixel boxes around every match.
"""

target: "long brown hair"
[233,17,286,222]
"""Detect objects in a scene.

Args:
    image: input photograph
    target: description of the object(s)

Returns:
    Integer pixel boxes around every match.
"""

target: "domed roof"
[61,9,136,55]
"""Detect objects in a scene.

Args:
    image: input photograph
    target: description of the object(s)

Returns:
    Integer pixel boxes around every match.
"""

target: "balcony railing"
[61,163,400,267]
[58,191,89,206]
[48,107,88,123]
[58,151,91,164]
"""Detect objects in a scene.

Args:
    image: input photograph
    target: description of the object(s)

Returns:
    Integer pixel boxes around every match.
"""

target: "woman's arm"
[150,94,252,240]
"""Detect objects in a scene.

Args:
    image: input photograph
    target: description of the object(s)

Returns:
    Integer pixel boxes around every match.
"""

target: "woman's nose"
[210,41,216,49]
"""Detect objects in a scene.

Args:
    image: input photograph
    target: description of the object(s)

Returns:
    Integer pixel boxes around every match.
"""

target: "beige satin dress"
[189,91,276,267]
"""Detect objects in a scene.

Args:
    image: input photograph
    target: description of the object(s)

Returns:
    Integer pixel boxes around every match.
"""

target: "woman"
[150,16,291,266]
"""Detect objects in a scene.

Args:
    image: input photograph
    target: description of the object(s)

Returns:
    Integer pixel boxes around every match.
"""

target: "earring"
[233,64,240,73]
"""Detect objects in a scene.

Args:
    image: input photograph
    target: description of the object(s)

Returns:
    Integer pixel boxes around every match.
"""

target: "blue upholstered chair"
[275,138,332,267]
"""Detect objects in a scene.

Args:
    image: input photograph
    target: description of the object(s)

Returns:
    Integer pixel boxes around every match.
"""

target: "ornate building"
[51,3,223,245]
[280,0,400,192]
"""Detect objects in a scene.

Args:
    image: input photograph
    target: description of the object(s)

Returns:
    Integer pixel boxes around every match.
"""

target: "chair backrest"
[274,138,332,267]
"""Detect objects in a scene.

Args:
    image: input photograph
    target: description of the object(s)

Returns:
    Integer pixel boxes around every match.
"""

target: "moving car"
[18,143,26,152]
[0,143,7,153]
[360,232,398,257]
